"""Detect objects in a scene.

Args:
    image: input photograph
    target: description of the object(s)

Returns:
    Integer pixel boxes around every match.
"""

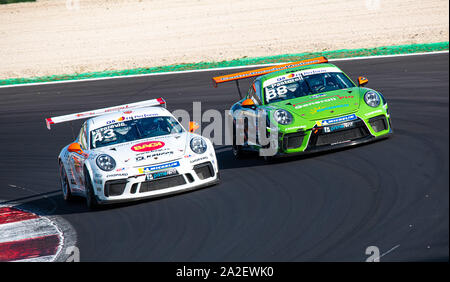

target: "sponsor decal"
[323,121,354,133]
[135,147,169,155]
[138,161,180,174]
[337,95,354,99]
[131,141,165,152]
[294,97,338,109]
[92,122,126,134]
[218,58,328,82]
[285,125,306,131]
[263,67,342,88]
[274,77,302,86]
[301,69,328,76]
[311,94,326,99]
[106,173,128,178]
[310,104,350,114]
[131,113,159,120]
[365,109,383,116]
[294,95,354,110]
[106,113,160,125]
[190,156,208,163]
[76,112,95,117]
[135,151,174,161]
[146,168,178,181]
[275,73,298,82]
[316,114,357,126]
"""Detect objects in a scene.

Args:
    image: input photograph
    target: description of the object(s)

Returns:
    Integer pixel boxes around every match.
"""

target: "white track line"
[13,255,55,262]
[0,50,447,89]
[376,244,401,261]
[0,217,60,244]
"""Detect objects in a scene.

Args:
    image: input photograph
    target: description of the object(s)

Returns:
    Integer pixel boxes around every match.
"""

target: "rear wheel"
[59,162,73,201]
[232,119,244,159]
[263,155,275,163]
[84,167,99,210]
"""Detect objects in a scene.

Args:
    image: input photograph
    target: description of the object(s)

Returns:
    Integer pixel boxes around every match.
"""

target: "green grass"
[0,0,35,4]
[0,41,448,86]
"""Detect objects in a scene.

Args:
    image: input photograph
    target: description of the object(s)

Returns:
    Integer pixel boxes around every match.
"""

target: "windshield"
[263,72,354,104]
[90,116,184,149]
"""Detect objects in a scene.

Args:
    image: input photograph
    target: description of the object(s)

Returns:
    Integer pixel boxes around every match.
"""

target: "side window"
[247,85,255,99]
[254,80,262,104]
[78,123,88,150]
[247,80,262,105]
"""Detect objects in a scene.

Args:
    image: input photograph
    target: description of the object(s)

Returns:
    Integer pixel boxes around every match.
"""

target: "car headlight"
[190,137,207,154]
[364,91,381,107]
[96,154,116,171]
[273,109,293,125]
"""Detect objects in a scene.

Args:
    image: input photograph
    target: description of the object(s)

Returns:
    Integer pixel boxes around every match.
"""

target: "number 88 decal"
[266,86,288,101]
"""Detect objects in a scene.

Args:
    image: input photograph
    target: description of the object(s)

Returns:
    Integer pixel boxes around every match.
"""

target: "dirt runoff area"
[0,0,448,79]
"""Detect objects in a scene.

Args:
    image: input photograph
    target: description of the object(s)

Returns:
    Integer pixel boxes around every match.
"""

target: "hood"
[273,88,361,121]
[98,132,189,168]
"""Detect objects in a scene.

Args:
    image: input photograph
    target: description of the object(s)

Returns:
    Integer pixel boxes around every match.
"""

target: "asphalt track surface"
[0,53,448,261]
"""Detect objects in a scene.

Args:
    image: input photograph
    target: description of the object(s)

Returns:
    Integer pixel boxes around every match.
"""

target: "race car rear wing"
[212,56,328,87]
[45,97,166,130]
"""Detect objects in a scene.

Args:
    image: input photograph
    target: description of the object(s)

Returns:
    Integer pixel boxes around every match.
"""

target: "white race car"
[46,98,219,209]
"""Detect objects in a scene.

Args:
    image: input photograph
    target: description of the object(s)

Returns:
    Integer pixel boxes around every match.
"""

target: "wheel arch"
[58,156,73,196]
[83,160,96,188]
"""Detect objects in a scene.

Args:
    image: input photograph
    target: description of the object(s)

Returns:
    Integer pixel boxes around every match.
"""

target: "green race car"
[212,56,392,159]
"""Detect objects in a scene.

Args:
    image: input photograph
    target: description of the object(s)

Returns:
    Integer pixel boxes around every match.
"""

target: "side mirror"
[189,121,200,133]
[358,76,368,87]
[241,98,255,108]
[68,142,83,154]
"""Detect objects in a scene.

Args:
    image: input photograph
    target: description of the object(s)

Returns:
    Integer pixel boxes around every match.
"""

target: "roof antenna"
[235,80,243,99]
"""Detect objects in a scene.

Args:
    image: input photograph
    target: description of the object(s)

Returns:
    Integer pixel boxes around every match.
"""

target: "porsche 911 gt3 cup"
[46,98,219,209]
[212,56,392,159]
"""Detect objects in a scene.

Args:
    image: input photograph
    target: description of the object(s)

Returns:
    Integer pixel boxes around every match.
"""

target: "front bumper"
[93,157,219,204]
[274,114,392,157]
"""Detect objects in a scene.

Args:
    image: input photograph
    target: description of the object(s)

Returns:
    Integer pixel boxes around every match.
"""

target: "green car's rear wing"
[212,56,328,98]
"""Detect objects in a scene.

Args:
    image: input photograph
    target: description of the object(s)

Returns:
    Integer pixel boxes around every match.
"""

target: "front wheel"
[232,145,244,159]
[84,168,99,210]
[59,162,73,201]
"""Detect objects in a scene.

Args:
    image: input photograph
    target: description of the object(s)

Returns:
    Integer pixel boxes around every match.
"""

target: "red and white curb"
[0,204,77,262]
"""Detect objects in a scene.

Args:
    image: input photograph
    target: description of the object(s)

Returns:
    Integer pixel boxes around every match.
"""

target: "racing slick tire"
[84,167,99,210]
[59,161,73,202]
[263,155,275,163]
[232,119,245,159]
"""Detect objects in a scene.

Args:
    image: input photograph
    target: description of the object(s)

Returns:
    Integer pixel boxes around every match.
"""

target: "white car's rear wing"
[45,97,166,130]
